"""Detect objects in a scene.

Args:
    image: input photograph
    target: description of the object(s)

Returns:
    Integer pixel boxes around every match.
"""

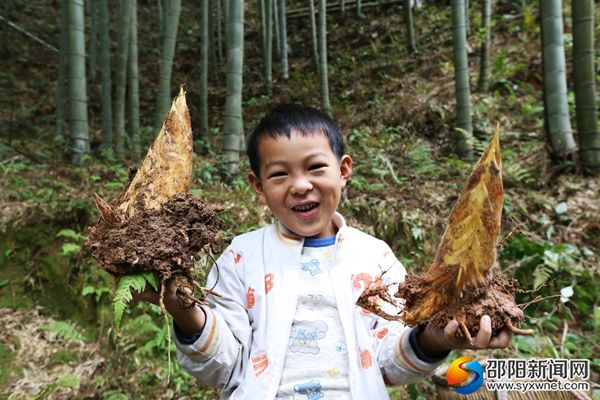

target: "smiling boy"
[141,104,512,399]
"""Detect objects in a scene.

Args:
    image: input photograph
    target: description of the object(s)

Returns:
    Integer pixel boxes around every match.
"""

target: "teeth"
[294,203,317,211]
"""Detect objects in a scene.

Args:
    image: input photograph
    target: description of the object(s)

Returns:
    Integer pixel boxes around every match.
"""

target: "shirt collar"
[275,212,347,246]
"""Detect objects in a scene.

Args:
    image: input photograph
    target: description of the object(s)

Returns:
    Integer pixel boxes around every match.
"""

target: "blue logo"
[446,356,484,395]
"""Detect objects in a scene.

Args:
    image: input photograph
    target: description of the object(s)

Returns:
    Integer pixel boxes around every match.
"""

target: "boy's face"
[248,130,352,238]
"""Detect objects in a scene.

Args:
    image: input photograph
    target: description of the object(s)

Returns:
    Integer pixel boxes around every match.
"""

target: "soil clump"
[87,192,222,302]
[396,269,526,338]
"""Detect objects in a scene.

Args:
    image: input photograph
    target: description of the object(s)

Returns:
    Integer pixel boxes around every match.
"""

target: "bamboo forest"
[0,0,599,399]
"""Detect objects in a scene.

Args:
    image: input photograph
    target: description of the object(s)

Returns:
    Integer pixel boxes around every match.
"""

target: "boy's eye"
[269,171,287,178]
[309,164,327,171]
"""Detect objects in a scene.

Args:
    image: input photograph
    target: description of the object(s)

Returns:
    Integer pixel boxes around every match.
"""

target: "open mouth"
[291,202,320,219]
[292,202,319,212]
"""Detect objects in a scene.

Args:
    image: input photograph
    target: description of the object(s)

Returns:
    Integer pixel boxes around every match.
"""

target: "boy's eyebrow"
[264,160,287,169]
[263,152,329,169]
[306,152,329,159]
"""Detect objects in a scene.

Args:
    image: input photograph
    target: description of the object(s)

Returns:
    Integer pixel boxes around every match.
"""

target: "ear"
[248,171,267,204]
[339,155,353,188]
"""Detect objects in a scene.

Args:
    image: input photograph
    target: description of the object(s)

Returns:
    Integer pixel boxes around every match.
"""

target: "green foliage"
[243,94,269,107]
[502,233,600,365]
[57,229,87,258]
[113,272,158,332]
[0,342,16,389]
[82,284,112,303]
[406,383,429,400]
[406,143,444,178]
[101,392,129,400]
[503,235,591,292]
[492,53,518,83]
[32,374,80,400]
[57,229,86,242]
[504,161,535,185]
[193,158,221,186]
[0,160,31,174]
[370,153,401,184]
[41,321,84,342]
[348,127,411,191]
[513,334,547,356]
[121,314,171,358]
[521,3,538,33]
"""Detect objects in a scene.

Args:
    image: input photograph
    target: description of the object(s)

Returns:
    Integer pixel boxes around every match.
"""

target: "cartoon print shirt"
[174,213,449,400]
[276,236,351,399]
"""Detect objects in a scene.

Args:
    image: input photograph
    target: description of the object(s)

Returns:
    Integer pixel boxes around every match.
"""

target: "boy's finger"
[472,315,492,348]
[444,319,459,337]
[488,330,512,349]
[132,287,159,305]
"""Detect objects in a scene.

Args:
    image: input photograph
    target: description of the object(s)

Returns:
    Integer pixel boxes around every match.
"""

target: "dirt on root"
[396,269,525,338]
[87,192,222,288]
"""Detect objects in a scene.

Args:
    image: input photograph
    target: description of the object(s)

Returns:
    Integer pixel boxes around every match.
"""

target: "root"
[207,251,221,294]
[158,277,173,384]
[199,286,222,298]
[367,308,404,321]
[506,318,534,335]
[518,294,561,311]
[164,308,172,384]
[191,279,222,298]
[178,229,189,243]
[177,287,212,306]
[159,278,168,316]
[355,286,403,321]
[458,321,473,344]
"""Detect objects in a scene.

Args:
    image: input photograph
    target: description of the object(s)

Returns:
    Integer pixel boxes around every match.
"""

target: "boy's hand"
[132,279,206,338]
[417,315,513,357]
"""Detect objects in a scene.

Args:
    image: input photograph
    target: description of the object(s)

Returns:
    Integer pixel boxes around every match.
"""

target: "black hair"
[246,104,345,177]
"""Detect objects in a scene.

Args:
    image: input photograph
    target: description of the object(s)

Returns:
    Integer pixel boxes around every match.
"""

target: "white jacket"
[175,213,445,399]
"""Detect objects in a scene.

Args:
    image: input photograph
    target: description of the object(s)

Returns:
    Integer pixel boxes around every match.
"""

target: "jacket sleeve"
[370,242,448,385]
[174,242,252,391]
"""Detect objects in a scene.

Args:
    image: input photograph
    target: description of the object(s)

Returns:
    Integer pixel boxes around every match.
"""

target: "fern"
[471,133,488,155]
[113,272,159,331]
[533,265,553,291]
[137,323,170,357]
[504,162,534,185]
[407,143,444,177]
[373,154,401,184]
[125,314,162,335]
[56,228,87,242]
[41,321,84,342]
[532,245,579,290]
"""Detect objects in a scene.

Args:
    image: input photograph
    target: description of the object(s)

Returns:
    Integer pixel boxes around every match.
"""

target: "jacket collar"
[274,212,347,247]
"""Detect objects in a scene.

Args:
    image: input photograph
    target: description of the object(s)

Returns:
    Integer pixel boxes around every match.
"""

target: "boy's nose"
[290,176,313,194]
